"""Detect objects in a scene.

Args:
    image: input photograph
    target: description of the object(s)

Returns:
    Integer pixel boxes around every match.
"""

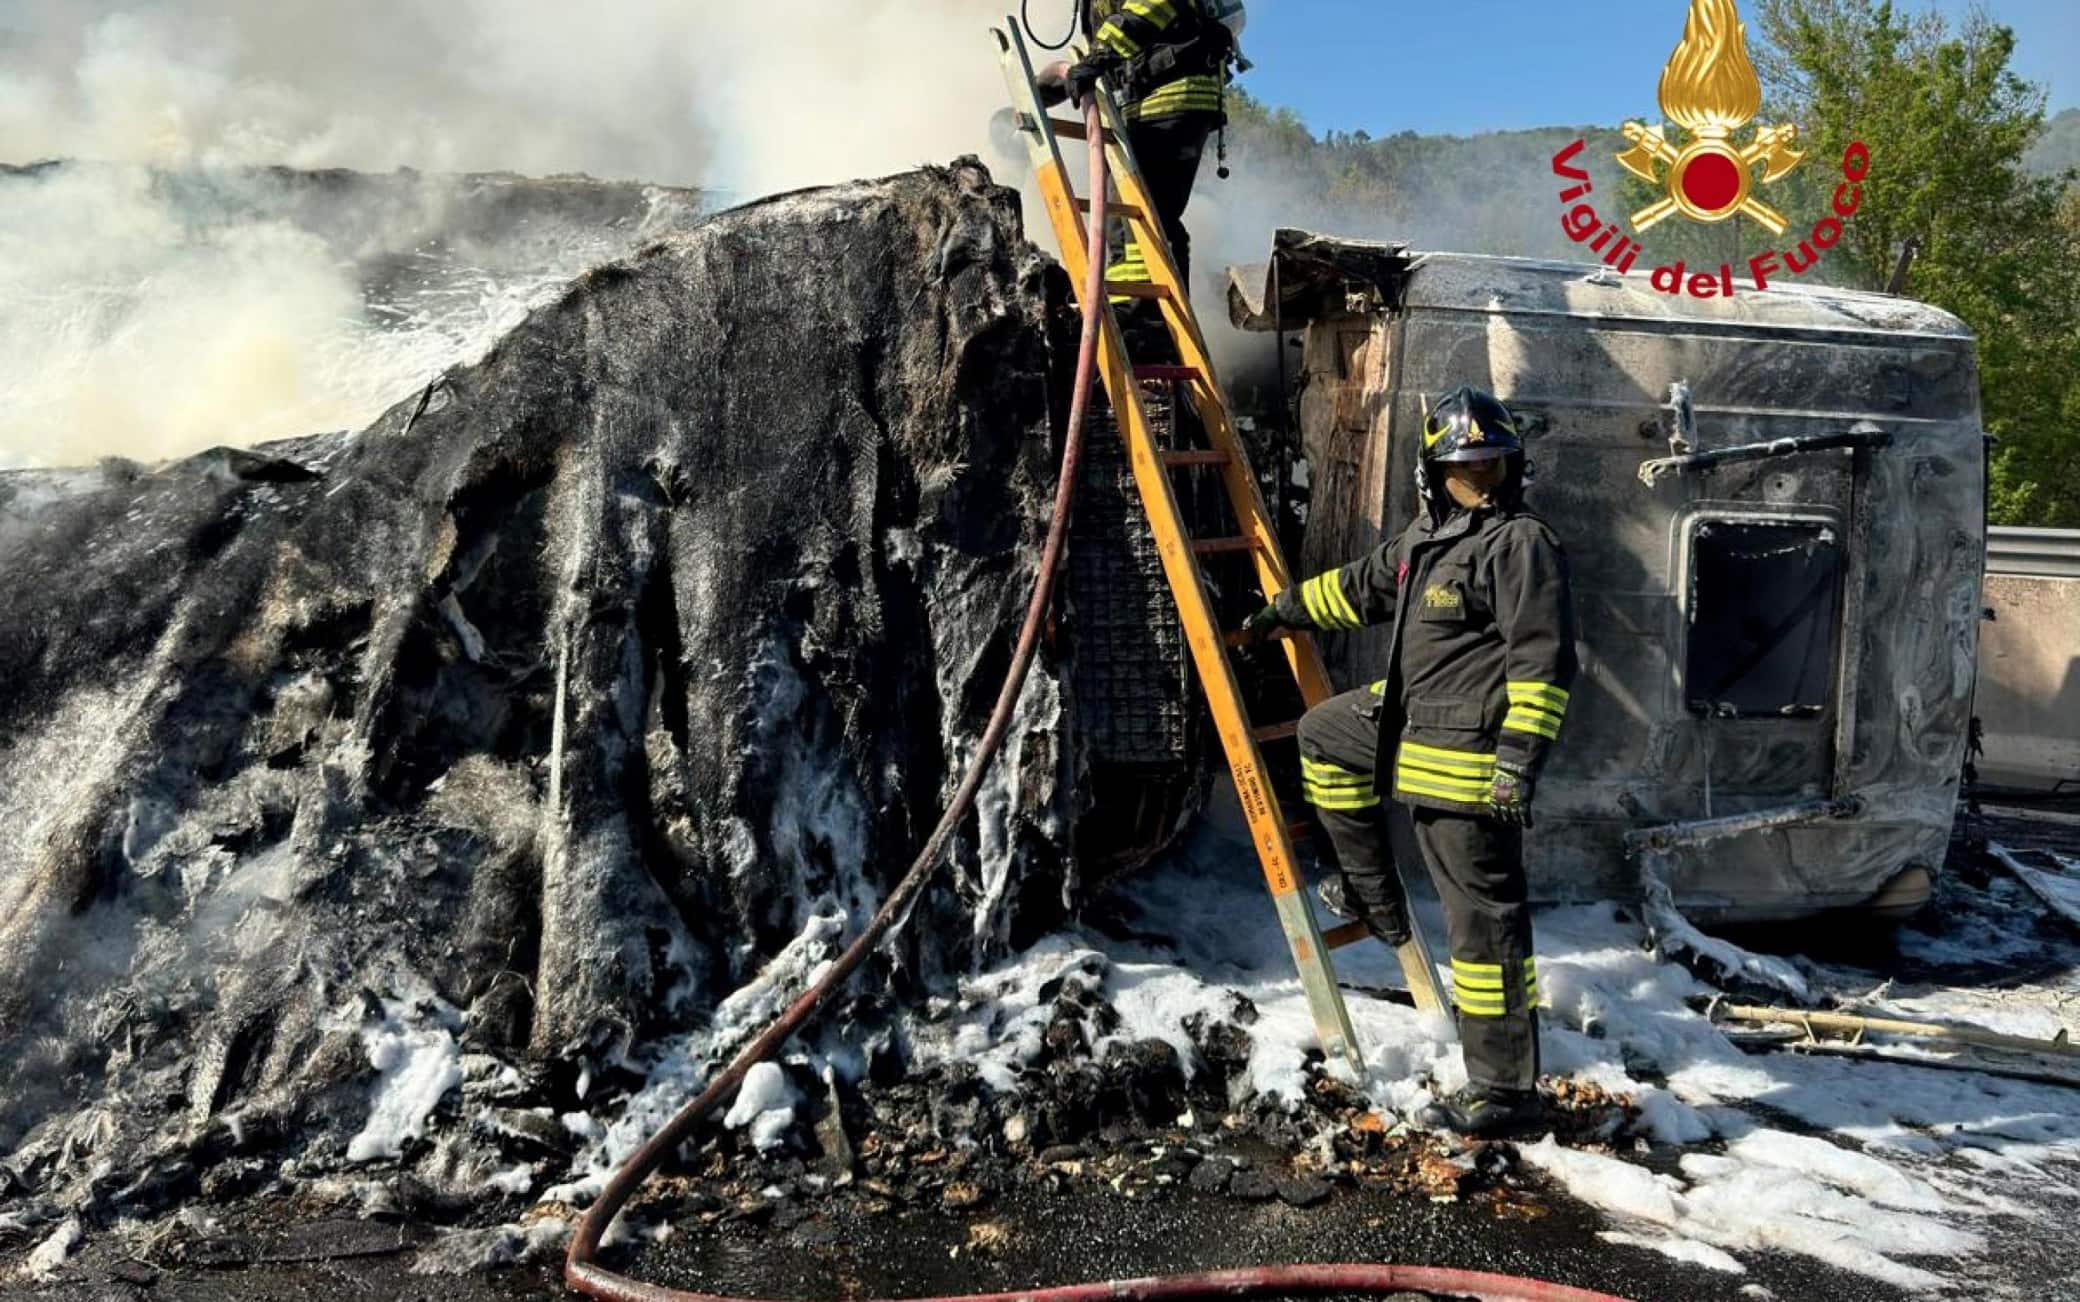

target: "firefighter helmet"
[1206,0,1247,38]
[1422,386,1523,463]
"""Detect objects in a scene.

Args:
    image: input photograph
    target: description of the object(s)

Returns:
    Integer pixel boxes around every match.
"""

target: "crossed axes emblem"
[1616,120,1807,236]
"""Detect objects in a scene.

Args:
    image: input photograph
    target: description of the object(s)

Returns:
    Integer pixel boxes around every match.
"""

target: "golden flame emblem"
[1615,0,1806,235]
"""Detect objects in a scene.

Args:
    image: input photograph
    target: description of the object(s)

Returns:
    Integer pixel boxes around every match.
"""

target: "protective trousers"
[1296,687,1541,1095]
[1108,111,1214,299]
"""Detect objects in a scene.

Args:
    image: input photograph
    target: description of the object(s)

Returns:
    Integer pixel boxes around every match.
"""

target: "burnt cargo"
[1232,232,1984,922]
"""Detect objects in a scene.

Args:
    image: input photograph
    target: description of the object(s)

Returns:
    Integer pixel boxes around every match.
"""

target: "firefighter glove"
[1065,55,1115,106]
[1238,603,1286,646]
[1490,758,1536,828]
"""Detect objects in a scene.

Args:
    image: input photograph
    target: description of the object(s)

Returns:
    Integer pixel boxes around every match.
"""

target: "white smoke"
[0,0,1017,469]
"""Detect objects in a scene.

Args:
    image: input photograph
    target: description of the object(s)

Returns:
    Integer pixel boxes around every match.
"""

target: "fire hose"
[563,98,1634,1302]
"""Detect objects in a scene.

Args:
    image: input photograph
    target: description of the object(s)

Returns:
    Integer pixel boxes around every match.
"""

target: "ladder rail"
[1088,115,1328,702]
[993,20,1449,1062]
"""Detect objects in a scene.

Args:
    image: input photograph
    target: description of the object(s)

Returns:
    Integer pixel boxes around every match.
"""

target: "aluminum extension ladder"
[993,19,1448,1073]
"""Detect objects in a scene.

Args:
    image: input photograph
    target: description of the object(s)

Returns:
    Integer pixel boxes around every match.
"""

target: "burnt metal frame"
[1638,425,1893,486]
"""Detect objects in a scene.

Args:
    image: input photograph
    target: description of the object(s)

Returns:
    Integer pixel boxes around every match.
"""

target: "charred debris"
[0,161,1230,1245]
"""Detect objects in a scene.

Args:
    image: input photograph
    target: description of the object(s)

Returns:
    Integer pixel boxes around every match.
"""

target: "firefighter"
[1240,386,1578,1137]
[1059,0,1243,307]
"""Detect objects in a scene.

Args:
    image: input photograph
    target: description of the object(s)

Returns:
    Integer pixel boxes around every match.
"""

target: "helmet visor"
[1429,444,1515,464]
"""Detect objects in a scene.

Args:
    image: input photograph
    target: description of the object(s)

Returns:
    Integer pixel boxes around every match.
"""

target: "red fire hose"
[562,99,1634,1302]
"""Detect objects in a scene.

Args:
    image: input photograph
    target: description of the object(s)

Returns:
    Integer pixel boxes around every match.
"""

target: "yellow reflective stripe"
[1300,575,1356,630]
[1098,25,1140,58]
[1303,576,1334,627]
[1396,765,1490,792]
[1508,682,1572,712]
[1124,76,1222,119]
[1400,762,1494,788]
[1368,680,1386,696]
[1454,957,1535,1014]
[1399,741,1496,769]
[1314,576,1355,629]
[1125,0,1178,23]
[1323,572,1362,628]
[1303,777,1374,793]
[1395,775,1491,805]
[1301,759,1369,786]
[1398,753,1495,780]
[1107,249,1150,284]
[1299,577,1332,627]
[1503,710,1562,740]
[1306,789,1380,811]
[1397,766,1490,793]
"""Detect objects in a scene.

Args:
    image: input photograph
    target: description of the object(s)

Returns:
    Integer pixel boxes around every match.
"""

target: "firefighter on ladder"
[1043,1,1245,321]
[1242,387,1579,1137]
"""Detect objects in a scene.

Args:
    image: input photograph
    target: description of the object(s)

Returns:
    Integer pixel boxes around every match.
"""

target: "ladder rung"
[1050,119,1121,144]
[1252,720,1301,744]
[1075,198,1148,222]
[1108,282,1173,301]
[1134,364,1203,384]
[1321,920,1371,951]
[1190,536,1257,557]
[1160,450,1229,469]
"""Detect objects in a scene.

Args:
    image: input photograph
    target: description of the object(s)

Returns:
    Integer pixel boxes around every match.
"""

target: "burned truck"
[1231,232,1985,923]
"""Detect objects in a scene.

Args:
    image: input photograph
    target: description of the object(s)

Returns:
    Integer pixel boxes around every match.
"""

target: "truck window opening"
[1686,520,1843,718]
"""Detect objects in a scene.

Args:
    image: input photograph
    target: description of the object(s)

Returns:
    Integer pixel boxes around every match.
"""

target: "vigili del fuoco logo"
[1546,0,1869,298]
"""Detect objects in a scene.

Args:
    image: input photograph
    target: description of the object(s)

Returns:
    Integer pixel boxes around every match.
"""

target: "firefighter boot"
[1417,1085,1545,1139]
[1316,873,1411,948]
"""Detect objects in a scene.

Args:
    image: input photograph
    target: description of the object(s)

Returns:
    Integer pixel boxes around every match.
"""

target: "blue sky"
[1236,0,2078,138]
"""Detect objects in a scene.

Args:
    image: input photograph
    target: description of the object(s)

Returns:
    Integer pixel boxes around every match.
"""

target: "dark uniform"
[1259,389,1577,1114]
[1071,0,1234,299]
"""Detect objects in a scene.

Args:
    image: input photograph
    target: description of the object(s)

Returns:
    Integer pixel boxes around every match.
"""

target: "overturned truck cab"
[1231,233,1985,924]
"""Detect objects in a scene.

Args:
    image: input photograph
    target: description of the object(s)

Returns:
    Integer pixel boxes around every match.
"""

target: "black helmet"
[1416,385,1532,514]
[1422,386,1524,463]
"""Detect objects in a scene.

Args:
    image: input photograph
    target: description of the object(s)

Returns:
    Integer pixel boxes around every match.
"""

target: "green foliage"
[1752,0,2080,525]
[1221,7,2079,524]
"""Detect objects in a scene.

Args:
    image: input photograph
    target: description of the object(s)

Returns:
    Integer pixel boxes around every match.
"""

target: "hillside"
[2025,107,2080,177]
[1225,93,2079,271]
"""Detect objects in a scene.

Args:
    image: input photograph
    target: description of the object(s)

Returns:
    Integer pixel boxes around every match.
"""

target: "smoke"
[0,0,1573,471]
[0,0,1013,469]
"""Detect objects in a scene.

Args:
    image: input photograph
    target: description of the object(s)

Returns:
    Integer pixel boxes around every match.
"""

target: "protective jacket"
[1271,504,1578,814]
[1083,0,1230,120]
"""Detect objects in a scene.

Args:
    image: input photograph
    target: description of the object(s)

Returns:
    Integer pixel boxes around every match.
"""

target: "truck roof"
[1227,230,1973,344]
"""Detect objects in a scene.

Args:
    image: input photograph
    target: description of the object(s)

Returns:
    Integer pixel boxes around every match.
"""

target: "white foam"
[547,908,846,1202]
[410,1218,570,1275]
[723,1061,801,1153]
[897,808,2080,1292]
[345,999,463,1164]
[1599,1229,1745,1274]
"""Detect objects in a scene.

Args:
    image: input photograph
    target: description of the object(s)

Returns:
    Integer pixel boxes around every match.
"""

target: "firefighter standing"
[1242,386,1578,1137]
[1060,0,1243,305]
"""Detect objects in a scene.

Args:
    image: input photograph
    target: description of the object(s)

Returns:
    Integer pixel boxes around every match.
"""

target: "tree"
[1752,0,2080,526]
